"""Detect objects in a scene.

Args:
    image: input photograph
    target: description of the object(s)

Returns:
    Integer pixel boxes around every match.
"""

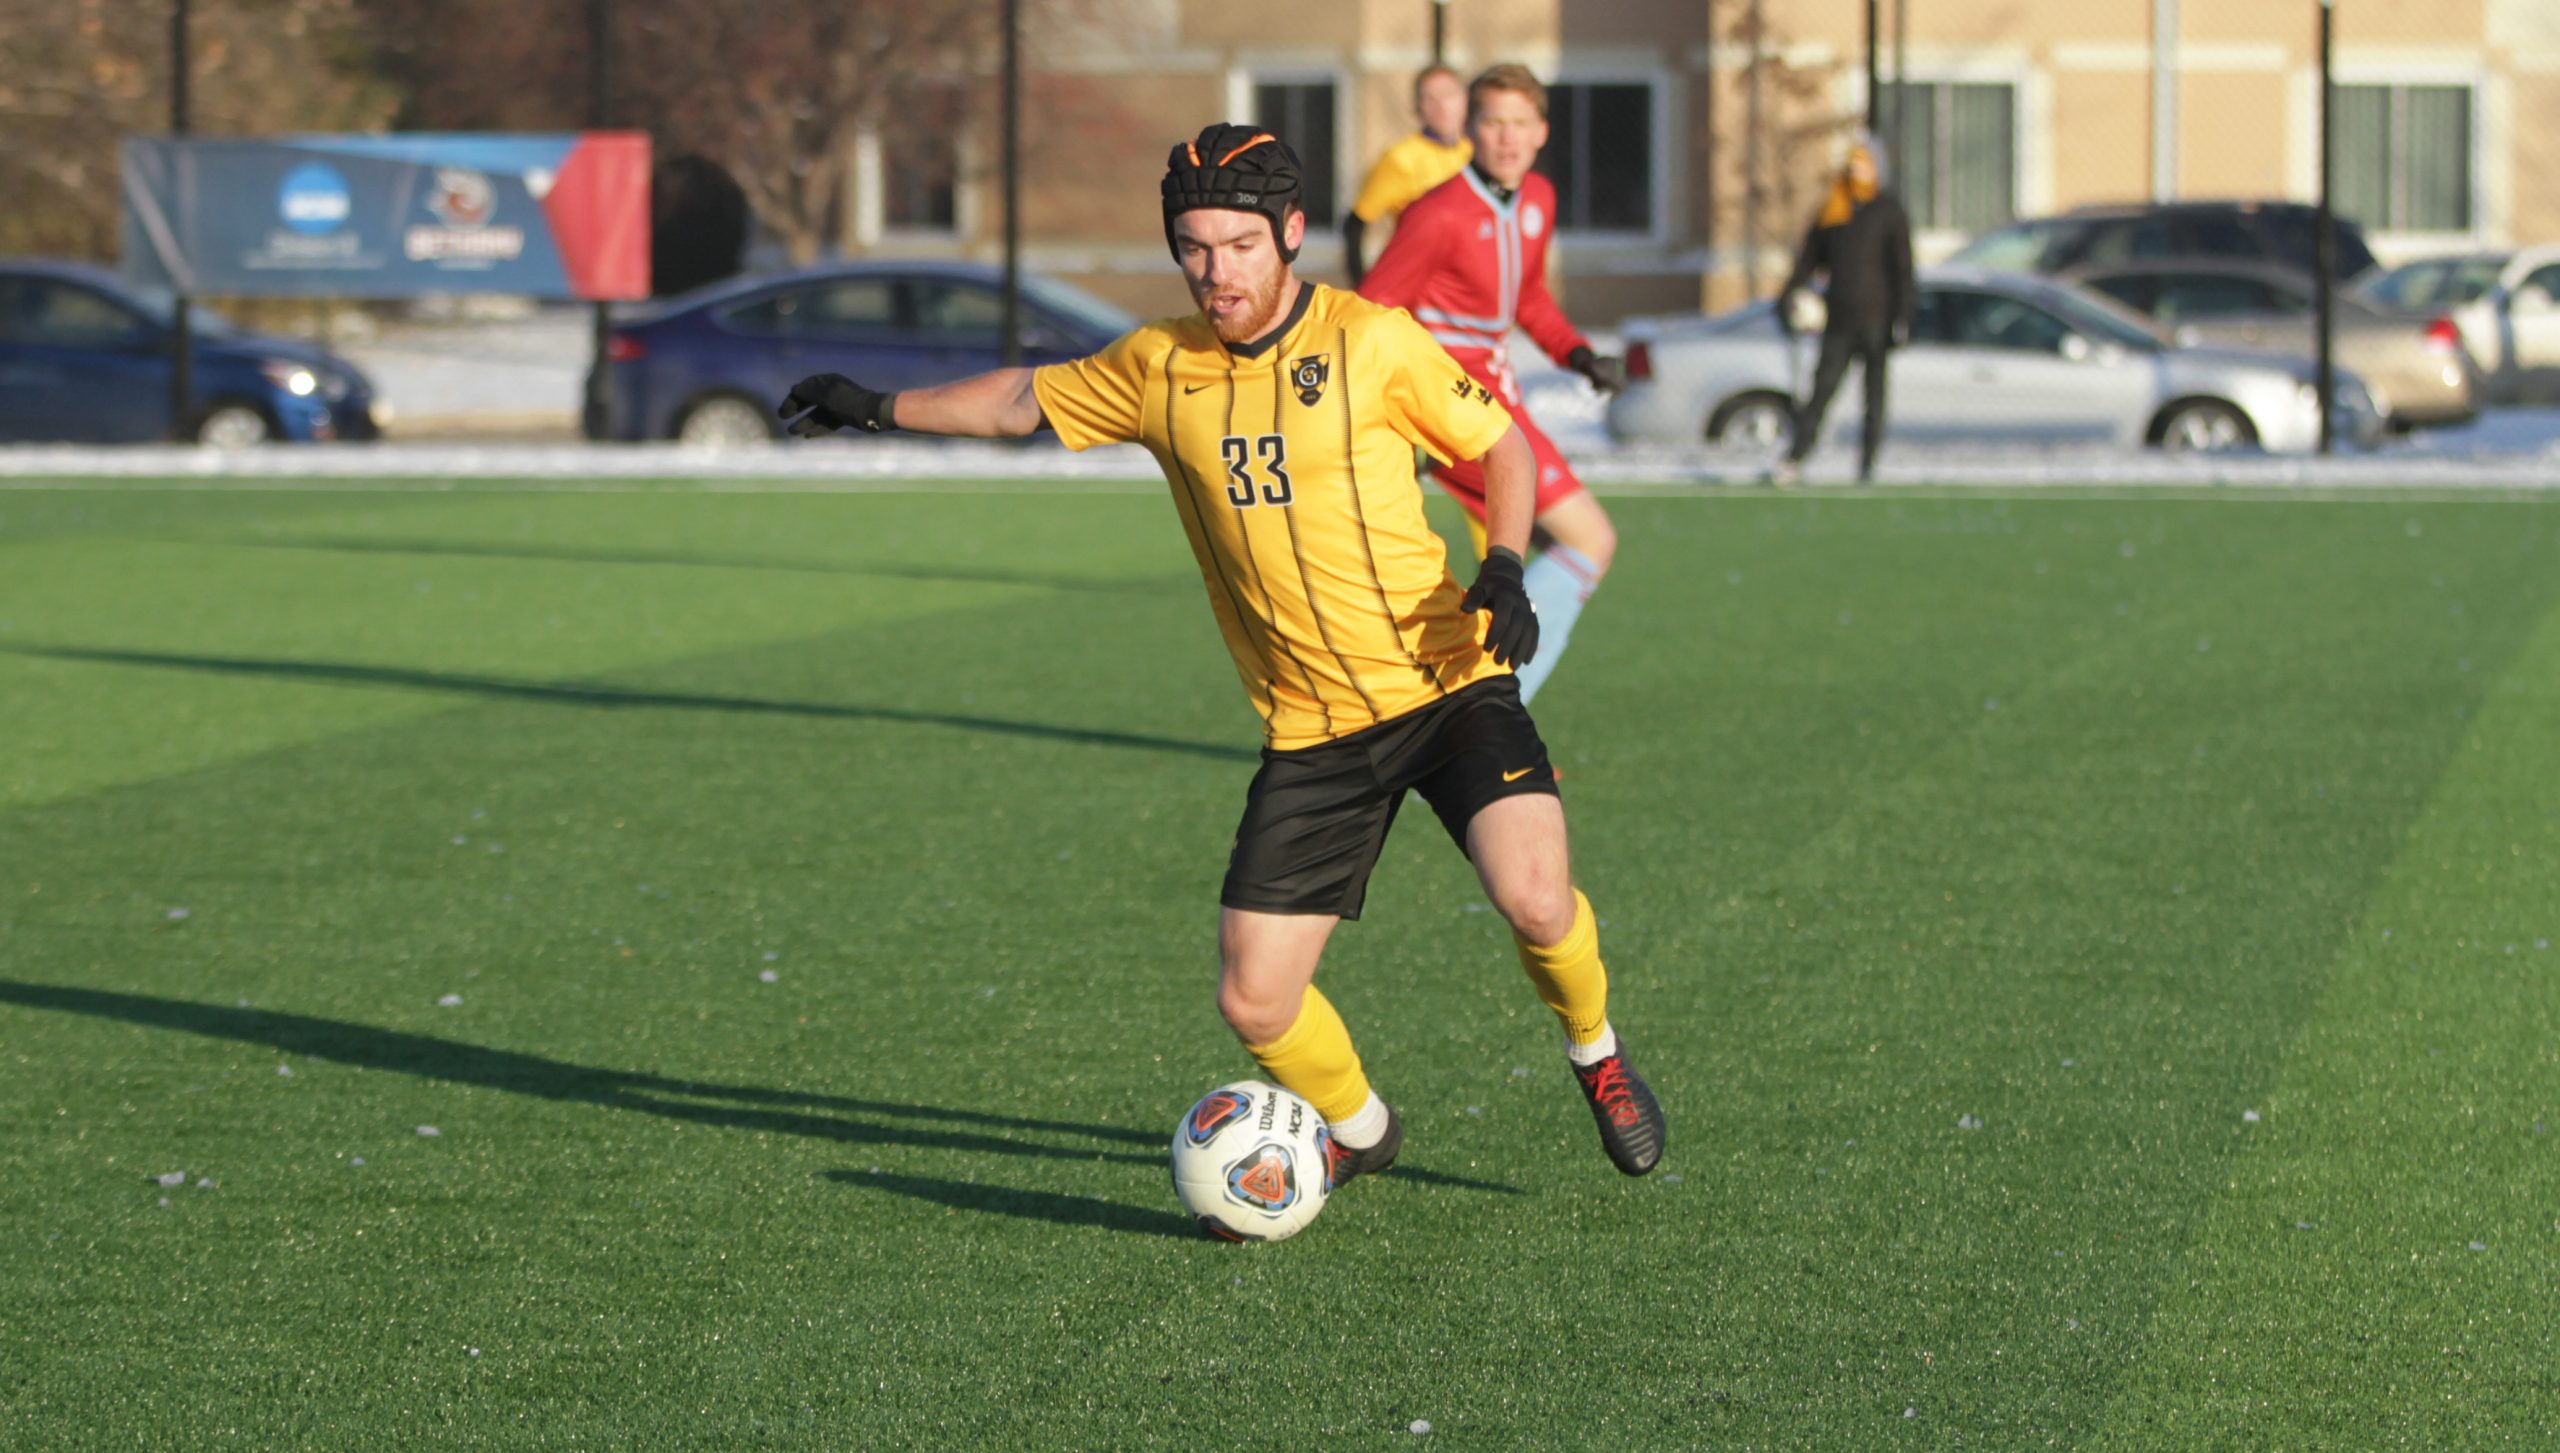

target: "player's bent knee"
[1216,978,1295,1045]
[1495,880,1578,946]
[1582,520,1619,575]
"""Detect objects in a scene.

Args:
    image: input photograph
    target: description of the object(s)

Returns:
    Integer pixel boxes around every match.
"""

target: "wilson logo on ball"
[1184,1088,1255,1147]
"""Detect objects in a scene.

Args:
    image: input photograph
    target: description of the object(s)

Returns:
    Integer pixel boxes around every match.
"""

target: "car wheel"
[1707,391,1795,449]
[676,393,776,447]
[2155,399,2255,454]
[196,403,272,449]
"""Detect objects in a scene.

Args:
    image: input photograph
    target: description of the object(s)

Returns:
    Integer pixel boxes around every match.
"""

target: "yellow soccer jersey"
[1034,284,1516,750]
[1351,132,1474,224]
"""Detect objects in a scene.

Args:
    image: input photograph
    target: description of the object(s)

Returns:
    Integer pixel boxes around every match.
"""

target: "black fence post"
[2315,0,2335,456]
[585,0,616,441]
[169,0,195,443]
[1865,0,1880,136]
[1001,0,1023,370]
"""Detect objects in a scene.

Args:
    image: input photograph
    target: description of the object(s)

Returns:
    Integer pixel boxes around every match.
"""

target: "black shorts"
[1220,675,1560,920]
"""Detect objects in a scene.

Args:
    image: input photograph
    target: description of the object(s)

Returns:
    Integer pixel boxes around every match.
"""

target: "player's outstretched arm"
[1458,422,1540,668]
[779,368,1045,440]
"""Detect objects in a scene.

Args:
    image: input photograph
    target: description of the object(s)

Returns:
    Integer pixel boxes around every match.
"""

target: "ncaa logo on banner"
[276,163,352,236]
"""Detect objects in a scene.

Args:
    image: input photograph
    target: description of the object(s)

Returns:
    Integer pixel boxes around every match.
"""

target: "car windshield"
[1948,222,2068,273]
[1019,274,1140,341]
[2030,283,2168,350]
[2359,257,2504,310]
[117,282,237,337]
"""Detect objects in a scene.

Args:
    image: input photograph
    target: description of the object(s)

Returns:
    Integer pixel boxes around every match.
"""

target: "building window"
[1252,81,1338,227]
[884,85,964,233]
[1539,82,1654,232]
[1894,81,2016,234]
[2334,83,2472,232]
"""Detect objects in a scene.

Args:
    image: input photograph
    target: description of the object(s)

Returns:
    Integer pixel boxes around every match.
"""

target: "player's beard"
[1200,268,1289,345]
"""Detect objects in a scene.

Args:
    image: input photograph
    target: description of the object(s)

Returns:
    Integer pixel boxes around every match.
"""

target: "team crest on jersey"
[1522,202,1547,238]
[1290,353,1331,407]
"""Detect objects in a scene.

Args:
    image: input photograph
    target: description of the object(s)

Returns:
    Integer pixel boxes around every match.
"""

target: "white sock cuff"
[1331,1091,1391,1149]
[1565,1024,1619,1066]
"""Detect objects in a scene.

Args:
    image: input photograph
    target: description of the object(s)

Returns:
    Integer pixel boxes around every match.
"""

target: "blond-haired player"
[1343,65,1473,286]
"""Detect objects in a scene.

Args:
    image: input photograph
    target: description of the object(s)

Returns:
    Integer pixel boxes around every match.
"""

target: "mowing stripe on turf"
[2083,590,2560,1450]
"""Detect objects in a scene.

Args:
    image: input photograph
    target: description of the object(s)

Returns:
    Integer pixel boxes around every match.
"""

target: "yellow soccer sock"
[1516,890,1611,1045]
[1242,983,1375,1128]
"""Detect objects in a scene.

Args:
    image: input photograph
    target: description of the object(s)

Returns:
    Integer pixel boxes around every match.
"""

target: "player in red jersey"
[1358,63,1625,705]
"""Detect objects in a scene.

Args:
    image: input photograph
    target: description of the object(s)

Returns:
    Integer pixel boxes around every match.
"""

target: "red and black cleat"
[1321,1102,1403,1191]
[1572,1041,1666,1176]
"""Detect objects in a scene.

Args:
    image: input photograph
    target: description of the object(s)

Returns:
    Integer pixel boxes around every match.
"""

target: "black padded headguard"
[1161,123,1304,263]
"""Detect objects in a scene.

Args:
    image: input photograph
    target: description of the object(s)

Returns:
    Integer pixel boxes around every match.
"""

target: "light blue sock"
[1513,545,1599,704]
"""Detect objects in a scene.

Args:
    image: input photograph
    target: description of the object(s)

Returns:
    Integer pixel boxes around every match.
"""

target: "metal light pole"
[1700,2,1715,300]
[169,0,194,442]
[1865,0,1881,135]
[2151,0,2179,200]
[1744,0,1765,302]
[1432,0,1449,66]
[585,0,616,440]
[2315,0,2335,455]
[1892,0,1909,174]
[1000,0,1022,369]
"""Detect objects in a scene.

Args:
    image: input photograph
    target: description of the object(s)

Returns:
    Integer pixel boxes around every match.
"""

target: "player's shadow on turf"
[823,1170,1200,1238]
[0,643,1256,764]
[0,978,1161,1163]
[220,535,1192,598]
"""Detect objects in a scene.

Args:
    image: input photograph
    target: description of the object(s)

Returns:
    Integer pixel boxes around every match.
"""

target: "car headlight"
[260,361,320,398]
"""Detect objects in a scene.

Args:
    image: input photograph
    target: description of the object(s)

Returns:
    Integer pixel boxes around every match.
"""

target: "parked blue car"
[591,260,1141,443]
[0,260,380,445]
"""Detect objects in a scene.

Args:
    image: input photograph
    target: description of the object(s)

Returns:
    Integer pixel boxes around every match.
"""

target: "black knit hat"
[1161,123,1304,263]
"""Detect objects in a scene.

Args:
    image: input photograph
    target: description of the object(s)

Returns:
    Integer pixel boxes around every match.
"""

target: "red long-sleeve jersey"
[1357,166,1588,410]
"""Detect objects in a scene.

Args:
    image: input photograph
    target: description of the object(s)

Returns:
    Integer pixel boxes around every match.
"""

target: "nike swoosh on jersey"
[1183,382,1213,395]
[1501,767,1536,782]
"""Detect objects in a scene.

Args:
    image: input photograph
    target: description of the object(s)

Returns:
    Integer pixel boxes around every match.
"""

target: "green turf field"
[3,483,2555,1449]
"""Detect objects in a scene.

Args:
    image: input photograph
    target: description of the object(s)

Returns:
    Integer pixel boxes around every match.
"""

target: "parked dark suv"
[1950,202,2379,283]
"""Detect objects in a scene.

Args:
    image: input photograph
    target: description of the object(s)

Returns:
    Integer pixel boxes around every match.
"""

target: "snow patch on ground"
[342,310,591,432]
[6,317,2558,490]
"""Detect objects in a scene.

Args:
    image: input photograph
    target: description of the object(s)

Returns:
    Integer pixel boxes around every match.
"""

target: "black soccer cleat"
[1572,1041,1666,1176]
[1322,1102,1403,1191]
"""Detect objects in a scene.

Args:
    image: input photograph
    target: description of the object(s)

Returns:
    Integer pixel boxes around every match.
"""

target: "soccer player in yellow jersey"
[779,124,1665,1190]
[1342,65,1472,287]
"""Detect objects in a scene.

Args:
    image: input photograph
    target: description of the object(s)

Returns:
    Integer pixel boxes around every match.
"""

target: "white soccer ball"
[1169,1080,1332,1242]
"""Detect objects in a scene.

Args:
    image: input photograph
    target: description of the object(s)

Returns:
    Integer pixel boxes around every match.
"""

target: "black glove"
[779,373,896,437]
[1566,345,1625,395]
[1460,545,1539,669]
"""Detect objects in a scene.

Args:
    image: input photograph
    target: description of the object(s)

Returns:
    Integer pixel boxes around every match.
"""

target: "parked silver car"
[2358,248,2560,405]
[2062,257,2479,431]
[1608,267,2383,456]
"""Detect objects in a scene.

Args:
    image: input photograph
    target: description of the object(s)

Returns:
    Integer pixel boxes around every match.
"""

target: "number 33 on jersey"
[1031,283,1516,750]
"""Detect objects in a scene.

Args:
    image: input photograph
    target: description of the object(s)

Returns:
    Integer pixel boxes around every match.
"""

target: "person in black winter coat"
[1775,138,1914,484]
